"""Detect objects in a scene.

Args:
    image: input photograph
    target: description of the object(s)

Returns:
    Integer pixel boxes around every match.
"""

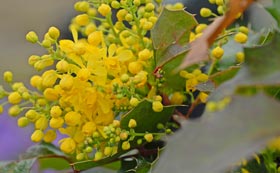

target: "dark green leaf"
[266,0,280,28]
[154,93,280,173]
[210,66,240,86]
[0,159,36,173]
[39,157,71,171]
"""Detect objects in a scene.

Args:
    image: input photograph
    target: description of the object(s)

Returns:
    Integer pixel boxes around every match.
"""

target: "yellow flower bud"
[239,26,249,35]
[142,21,153,30]
[74,1,90,12]
[170,92,185,105]
[22,92,30,100]
[211,46,224,59]
[195,24,208,34]
[120,73,130,83]
[88,31,103,46]
[206,101,218,112]
[85,23,96,36]
[48,26,60,40]
[128,61,143,75]
[209,0,216,4]
[50,106,62,118]
[59,138,76,154]
[199,92,209,103]
[128,119,137,128]
[41,39,52,48]
[44,130,57,143]
[130,97,140,107]
[234,32,248,44]
[43,88,59,101]
[17,117,29,127]
[26,31,39,43]
[104,146,113,156]
[59,74,74,90]
[30,75,42,88]
[196,73,209,82]
[25,110,39,122]
[9,105,21,117]
[145,3,155,12]
[42,70,57,88]
[0,105,3,114]
[200,8,212,17]
[82,121,97,136]
[144,133,153,142]
[49,117,64,129]
[75,14,90,26]
[8,92,22,104]
[215,0,224,5]
[98,4,111,17]
[94,151,103,161]
[76,153,85,161]
[31,130,44,143]
[65,111,81,126]
[111,1,121,9]
[28,55,40,66]
[35,116,48,130]
[122,141,130,150]
[236,52,245,63]
[120,131,129,140]
[138,49,152,60]
[152,101,163,112]
[3,71,13,83]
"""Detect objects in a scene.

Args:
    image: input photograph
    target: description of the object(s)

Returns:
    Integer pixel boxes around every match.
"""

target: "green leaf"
[120,99,176,133]
[210,66,240,86]
[39,157,71,171]
[154,93,280,173]
[0,159,36,173]
[151,8,197,67]
[266,0,280,28]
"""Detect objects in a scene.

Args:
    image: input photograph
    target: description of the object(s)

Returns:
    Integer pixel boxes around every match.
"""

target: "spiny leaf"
[154,93,280,173]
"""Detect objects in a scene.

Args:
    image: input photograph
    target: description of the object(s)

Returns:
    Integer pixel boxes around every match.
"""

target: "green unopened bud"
[41,39,52,48]
[26,31,39,43]
[94,151,103,161]
[76,153,85,161]
[85,146,93,153]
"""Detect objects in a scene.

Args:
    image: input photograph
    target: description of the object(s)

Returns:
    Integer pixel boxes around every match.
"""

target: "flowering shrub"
[1,0,280,172]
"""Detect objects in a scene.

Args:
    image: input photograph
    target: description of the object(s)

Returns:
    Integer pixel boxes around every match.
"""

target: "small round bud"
[145,3,155,12]
[104,147,113,156]
[43,88,59,101]
[41,39,52,48]
[144,133,153,142]
[138,49,152,60]
[74,1,90,12]
[152,101,163,112]
[31,130,44,143]
[215,0,224,6]
[28,55,40,66]
[239,26,249,35]
[65,111,81,126]
[60,138,76,154]
[234,32,248,44]
[17,117,29,127]
[111,1,121,9]
[25,110,39,122]
[59,74,74,90]
[195,24,207,34]
[85,146,93,153]
[8,92,22,104]
[75,14,90,26]
[76,153,85,161]
[120,73,130,83]
[98,4,111,16]
[50,106,62,118]
[35,116,48,130]
[26,31,39,43]
[44,130,56,143]
[128,119,137,128]
[94,151,103,161]
[200,8,212,18]
[130,97,140,107]
[236,52,245,63]
[122,141,130,150]
[137,139,143,145]
[211,46,224,59]
[3,71,13,83]
[120,131,129,140]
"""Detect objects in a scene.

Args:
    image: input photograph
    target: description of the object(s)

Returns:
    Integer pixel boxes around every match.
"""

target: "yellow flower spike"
[130,97,140,107]
[94,151,104,161]
[82,121,97,136]
[30,75,42,89]
[3,71,13,83]
[211,46,224,59]
[64,111,82,126]
[170,92,185,105]
[128,119,137,128]
[42,70,57,88]
[98,4,111,17]
[35,116,48,130]
[128,61,143,75]
[199,92,209,103]
[49,117,64,129]
[59,137,76,154]
[75,14,90,26]
[8,92,22,104]
[44,130,57,143]
[152,101,163,112]
[200,8,212,18]
[234,32,248,44]
[25,110,39,122]
[144,133,153,142]
[31,130,44,143]
[77,68,91,81]
[8,105,21,117]
[17,117,29,128]
[26,31,39,43]
[122,141,131,150]
[59,74,74,90]
[88,31,103,46]
[43,88,59,101]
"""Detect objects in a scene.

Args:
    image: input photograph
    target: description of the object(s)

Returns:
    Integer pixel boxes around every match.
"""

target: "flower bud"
[211,46,224,59]
[65,111,81,126]
[128,119,137,128]
[59,138,76,154]
[3,71,13,83]
[35,116,48,130]
[152,101,163,112]
[48,26,60,40]
[94,151,103,161]
[26,31,39,43]
[98,4,111,16]
[50,106,62,118]
[44,130,57,143]
[25,110,39,122]
[17,117,29,127]
[59,74,74,90]
[130,97,140,107]
[56,60,69,72]
[200,8,212,18]
[144,133,153,142]
[31,130,44,142]
[122,141,130,150]
[49,117,64,129]
[8,92,22,104]
[43,88,59,101]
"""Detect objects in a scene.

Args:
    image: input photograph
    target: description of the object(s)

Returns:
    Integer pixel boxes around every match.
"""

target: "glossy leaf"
[154,93,280,173]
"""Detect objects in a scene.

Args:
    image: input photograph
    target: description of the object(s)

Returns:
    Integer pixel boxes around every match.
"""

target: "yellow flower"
[44,130,57,143]
[31,130,44,143]
[64,111,82,126]
[82,121,97,136]
[98,4,111,17]
[59,137,76,154]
